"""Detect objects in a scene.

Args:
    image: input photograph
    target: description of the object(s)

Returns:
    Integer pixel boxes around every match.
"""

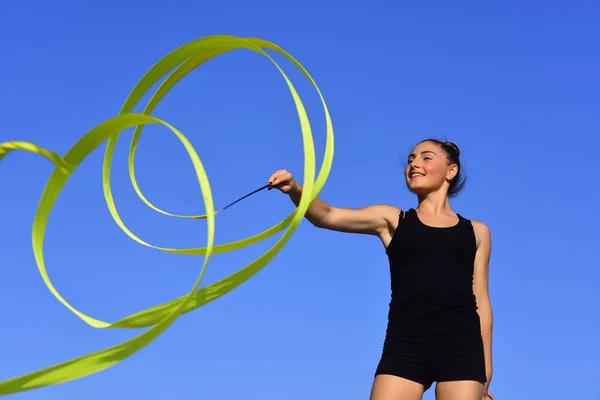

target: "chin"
[407,183,434,196]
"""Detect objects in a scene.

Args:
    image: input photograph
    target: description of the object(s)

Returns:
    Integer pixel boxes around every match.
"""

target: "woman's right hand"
[268,169,300,194]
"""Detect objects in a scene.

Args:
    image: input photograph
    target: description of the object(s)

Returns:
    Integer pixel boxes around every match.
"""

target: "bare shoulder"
[471,220,490,235]
[357,204,403,232]
[471,220,491,250]
[362,204,402,247]
[321,203,401,237]
[364,204,402,222]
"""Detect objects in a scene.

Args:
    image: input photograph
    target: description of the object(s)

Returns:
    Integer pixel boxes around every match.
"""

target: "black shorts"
[375,333,487,390]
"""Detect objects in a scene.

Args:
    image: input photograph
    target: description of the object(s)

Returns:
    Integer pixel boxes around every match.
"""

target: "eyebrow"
[408,150,436,158]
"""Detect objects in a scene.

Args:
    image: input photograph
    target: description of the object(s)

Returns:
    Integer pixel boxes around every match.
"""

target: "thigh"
[434,380,484,400]
[370,374,425,400]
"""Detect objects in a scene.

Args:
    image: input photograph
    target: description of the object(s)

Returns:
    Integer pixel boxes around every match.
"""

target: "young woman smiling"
[268,139,494,400]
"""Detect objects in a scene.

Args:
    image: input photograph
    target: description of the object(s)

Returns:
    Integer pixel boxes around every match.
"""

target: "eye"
[424,157,432,161]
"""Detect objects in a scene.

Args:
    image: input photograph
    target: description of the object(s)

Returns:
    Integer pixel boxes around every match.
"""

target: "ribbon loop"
[0,35,334,396]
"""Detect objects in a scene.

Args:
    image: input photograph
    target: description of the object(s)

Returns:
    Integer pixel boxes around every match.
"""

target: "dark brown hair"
[419,138,466,197]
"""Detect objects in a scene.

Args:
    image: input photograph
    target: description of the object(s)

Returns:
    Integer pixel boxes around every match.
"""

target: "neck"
[416,190,452,215]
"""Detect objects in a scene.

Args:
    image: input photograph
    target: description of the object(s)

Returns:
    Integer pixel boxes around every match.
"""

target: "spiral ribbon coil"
[0,35,334,395]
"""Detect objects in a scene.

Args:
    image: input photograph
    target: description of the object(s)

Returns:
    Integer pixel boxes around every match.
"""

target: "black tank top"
[384,208,481,336]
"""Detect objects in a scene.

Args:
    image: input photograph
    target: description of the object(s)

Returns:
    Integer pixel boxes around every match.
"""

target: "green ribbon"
[0,34,334,395]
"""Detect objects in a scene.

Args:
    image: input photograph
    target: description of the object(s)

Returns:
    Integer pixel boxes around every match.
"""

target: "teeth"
[411,173,423,177]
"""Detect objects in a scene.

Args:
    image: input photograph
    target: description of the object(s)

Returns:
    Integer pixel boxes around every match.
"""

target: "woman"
[268,139,494,400]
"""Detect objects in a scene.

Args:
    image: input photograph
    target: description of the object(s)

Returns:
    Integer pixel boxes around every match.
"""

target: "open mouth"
[410,172,424,179]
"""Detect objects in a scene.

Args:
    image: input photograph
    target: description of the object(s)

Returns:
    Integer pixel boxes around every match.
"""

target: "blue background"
[1,0,599,399]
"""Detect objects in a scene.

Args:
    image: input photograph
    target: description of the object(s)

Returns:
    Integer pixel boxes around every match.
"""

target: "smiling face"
[404,140,459,197]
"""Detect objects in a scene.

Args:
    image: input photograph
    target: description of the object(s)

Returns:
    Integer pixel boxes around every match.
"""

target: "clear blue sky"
[1,0,599,399]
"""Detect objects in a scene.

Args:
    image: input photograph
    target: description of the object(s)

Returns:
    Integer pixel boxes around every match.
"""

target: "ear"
[446,164,458,181]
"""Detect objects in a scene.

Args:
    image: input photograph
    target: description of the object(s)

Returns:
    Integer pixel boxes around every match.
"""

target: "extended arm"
[268,169,400,245]
[288,185,399,235]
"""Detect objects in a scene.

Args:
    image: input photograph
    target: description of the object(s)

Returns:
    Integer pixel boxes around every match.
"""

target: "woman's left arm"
[472,221,493,396]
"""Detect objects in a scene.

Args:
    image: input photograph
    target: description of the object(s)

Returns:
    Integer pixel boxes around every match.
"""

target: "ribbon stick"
[0,34,334,396]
